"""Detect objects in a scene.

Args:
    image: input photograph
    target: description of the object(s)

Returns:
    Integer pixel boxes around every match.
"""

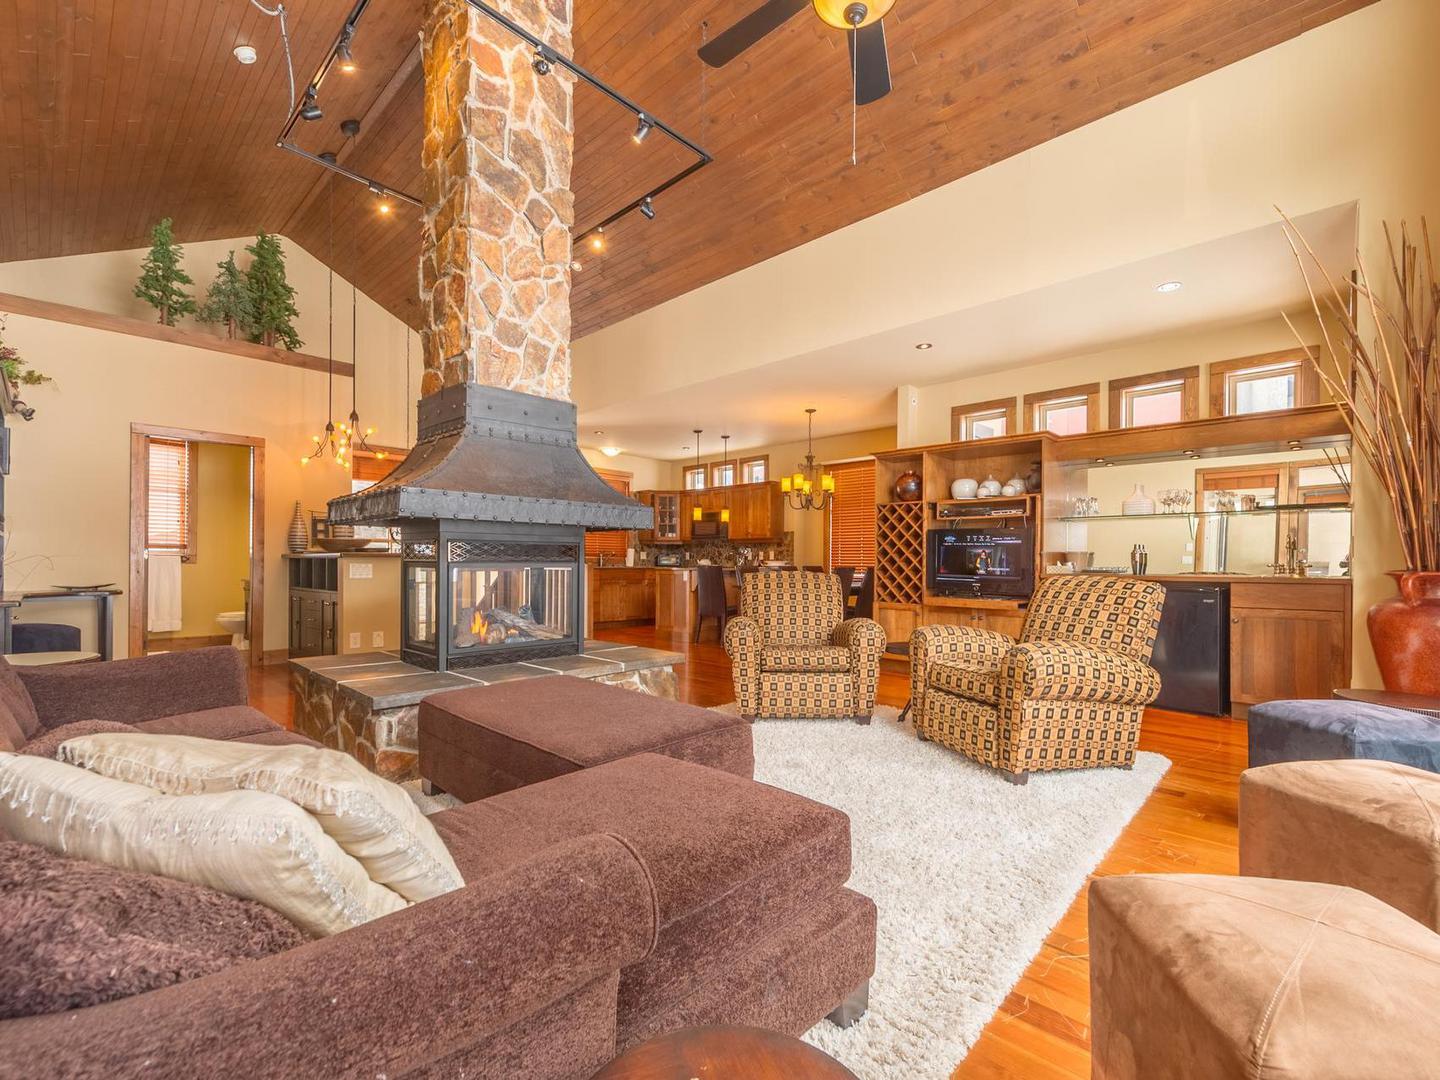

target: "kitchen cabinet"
[285,554,401,658]
[1228,581,1349,715]
[728,483,784,541]
[587,568,657,632]
[876,602,920,647]
[920,601,1026,639]
[662,483,783,543]
[635,491,681,544]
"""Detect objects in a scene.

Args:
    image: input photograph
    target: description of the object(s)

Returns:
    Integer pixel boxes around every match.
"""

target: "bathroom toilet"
[216,611,247,649]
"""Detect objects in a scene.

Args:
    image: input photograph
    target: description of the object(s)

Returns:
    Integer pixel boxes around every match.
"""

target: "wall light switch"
[348,632,361,649]
[371,631,385,647]
[1181,555,1194,566]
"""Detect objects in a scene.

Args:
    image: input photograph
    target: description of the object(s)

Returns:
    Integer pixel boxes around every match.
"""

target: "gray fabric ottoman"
[1248,699,1440,773]
[420,675,754,802]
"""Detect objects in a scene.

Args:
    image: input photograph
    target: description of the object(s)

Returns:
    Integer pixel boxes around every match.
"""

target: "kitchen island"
[587,565,743,638]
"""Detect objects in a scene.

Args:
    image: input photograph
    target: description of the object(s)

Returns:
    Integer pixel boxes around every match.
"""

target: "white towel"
[146,555,183,633]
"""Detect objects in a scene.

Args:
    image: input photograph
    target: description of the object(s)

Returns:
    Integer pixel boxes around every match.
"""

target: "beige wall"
[579,447,672,492]
[148,442,252,643]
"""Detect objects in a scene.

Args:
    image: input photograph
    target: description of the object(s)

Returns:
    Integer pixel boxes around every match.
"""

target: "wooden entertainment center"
[872,405,1355,716]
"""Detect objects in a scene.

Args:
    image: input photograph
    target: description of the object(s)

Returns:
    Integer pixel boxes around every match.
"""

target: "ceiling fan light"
[811,0,894,30]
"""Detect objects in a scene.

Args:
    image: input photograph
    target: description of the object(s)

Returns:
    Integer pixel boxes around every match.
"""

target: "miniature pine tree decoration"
[197,251,254,339]
[133,218,197,326]
[244,232,303,350]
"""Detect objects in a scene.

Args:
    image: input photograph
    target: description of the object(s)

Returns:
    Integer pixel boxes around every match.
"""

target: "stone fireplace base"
[289,641,683,782]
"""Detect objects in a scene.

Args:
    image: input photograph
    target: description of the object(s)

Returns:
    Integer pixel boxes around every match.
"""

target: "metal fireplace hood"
[326,383,653,531]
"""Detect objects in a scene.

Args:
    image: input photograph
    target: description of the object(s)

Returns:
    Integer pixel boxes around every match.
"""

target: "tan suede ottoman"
[1241,758,1440,930]
[420,676,754,802]
[1089,874,1440,1080]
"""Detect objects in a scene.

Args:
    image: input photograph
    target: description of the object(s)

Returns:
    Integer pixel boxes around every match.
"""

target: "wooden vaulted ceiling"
[5,0,1376,340]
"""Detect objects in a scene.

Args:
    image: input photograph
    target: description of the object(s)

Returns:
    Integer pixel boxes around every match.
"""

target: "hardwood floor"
[250,626,1247,1079]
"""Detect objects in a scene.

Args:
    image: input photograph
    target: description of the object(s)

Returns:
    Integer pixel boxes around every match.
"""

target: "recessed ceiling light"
[233,44,258,65]
[1155,280,1183,293]
[599,446,623,457]
[914,342,933,350]
[594,430,605,436]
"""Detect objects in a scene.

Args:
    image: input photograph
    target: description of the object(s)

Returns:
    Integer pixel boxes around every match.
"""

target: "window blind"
[827,460,877,570]
[585,469,632,559]
[353,450,402,483]
[146,438,193,556]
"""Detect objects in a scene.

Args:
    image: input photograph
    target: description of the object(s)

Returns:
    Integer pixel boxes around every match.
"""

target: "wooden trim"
[682,465,706,490]
[708,460,737,487]
[128,425,266,665]
[143,634,231,650]
[1047,404,1348,462]
[1207,347,1321,417]
[1021,382,1100,433]
[0,292,353,378]
[950,397,1018,441]
[739,454,769,483]
[1108,365,1200,428]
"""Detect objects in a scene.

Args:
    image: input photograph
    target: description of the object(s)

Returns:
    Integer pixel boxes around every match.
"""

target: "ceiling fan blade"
[847,20,892,106]
[698,0,810,68]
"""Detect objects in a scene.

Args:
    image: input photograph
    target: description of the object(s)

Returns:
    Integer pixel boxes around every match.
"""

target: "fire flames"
[470,608,490,639]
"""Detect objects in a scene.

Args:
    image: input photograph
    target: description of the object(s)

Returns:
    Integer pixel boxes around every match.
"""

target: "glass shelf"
[1056,502,1351,523]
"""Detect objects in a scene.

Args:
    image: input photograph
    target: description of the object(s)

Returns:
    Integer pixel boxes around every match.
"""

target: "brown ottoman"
[1241,758,1440,930]
[420,675,753,802]
[1090,874,1440,1080]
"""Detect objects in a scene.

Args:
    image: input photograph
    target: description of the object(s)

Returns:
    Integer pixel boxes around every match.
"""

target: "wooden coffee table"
[591,1026,857,1080]
[1334,688,1440,720]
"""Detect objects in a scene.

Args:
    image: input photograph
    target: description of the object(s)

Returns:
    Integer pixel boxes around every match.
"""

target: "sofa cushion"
[18,719,139,758]
[929,661,1000,703]
[760,645,851,672]
[0,839,305,1018]
[61,733,464,904]
[0,658,41,749]
[0,754,408,937]
[133,705,279,741]
[441,753,853,1026]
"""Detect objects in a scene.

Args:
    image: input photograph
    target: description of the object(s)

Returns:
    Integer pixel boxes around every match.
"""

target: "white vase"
[977,476,1003,497]
[1122,484,1156,516]
[950,478,978,500]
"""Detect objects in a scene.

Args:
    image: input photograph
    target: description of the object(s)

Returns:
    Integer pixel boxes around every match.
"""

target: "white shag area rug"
[717,704,1170,1079]
[406,706,1169,1079]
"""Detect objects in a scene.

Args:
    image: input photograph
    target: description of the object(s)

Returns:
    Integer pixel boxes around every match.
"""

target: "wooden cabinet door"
[877,603,919,646]
[1230,607,1348,706]
[289,594,303,654]
[654,493,680,542]
[299,596,323,656]
[981,611,1026,638]
[745,484,781,539]
[679,493,694,541]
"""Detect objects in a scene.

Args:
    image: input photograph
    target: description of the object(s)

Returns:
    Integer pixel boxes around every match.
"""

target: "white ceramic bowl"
[950,478,979,499]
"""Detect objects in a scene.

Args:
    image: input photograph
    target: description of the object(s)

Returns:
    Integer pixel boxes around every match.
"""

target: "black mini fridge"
[1151,583,1230,715]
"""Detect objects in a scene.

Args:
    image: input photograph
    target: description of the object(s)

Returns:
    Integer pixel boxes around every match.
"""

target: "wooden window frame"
[1109,366,1200,429]
[1022,382,1100,434]
[950,397,1017,442]
[683,465,706,490]
[1208,348,1321,417]
[740,454,769,484]
[709,460,737,488]
[823,458,878,572]
[585,467,633,560]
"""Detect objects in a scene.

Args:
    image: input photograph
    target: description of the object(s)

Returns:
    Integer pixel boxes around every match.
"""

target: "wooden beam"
[0,292,354,377]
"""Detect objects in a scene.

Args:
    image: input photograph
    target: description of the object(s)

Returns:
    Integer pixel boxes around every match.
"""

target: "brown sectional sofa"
[0,649,876,1079]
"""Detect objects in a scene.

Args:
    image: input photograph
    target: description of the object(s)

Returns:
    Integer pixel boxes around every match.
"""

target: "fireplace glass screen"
[450,565,574,650]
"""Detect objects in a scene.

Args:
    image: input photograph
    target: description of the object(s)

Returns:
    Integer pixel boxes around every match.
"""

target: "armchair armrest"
[1001,641,1161,707]
[724,616,763,718]
[0,833,658,1079]
[908,623,1014,715]
[18,647,249,729]
[833,618,885,714]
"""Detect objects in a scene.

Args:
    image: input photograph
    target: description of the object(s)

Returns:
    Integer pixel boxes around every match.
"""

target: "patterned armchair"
[725,570,885,722]
[910,576,1166,783]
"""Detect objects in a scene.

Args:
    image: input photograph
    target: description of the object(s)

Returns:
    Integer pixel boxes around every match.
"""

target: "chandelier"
[781,408,835,511]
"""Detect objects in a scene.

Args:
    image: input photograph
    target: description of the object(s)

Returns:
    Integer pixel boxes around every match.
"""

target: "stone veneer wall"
[636,533,796,568]
[419,0,575,401]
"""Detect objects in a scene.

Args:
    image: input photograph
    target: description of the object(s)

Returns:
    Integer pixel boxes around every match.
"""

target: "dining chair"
[694,565,736,643]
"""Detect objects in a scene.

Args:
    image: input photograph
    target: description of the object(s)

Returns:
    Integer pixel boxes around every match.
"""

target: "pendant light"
[691,429,704,521]
[719,433,732,525]
[301,175,345,467]
[339,197,380,464]
[780,408,836,511]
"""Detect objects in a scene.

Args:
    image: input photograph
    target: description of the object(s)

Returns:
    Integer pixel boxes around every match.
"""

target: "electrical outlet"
[371,631,385,647]
[348,632,361,649]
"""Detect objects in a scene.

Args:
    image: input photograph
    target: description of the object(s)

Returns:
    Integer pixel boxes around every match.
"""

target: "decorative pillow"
[60,734,463,903]
[0,839,305,1018]
[20,720,139,759]
[0,753,408,937]
[0,659,40,750]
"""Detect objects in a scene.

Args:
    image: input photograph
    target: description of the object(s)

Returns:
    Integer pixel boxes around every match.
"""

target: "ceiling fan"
[699,0,895,106]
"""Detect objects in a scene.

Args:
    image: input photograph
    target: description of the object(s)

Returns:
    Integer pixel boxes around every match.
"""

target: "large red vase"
[1368,571,1440,695]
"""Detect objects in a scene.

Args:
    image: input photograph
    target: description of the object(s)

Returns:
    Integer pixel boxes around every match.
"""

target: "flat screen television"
[927,525,1034,599]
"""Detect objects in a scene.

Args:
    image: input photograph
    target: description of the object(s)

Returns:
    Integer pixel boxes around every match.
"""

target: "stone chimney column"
[419,0,574,401]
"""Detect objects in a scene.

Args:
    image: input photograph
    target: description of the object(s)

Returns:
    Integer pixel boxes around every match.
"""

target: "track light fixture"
[336,26,356,73]
[639,196,655,220]
[532,50,551,76]
[633,113,653,144]
[299,86,322,121]
[589,227,606,253]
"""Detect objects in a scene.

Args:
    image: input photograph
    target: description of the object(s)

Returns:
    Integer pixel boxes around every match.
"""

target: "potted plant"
[0,315,48,421]
[1283,214,1438,693]
[133,218,197,326]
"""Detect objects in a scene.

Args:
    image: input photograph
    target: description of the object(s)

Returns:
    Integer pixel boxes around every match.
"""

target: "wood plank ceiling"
[3,0,1376,339]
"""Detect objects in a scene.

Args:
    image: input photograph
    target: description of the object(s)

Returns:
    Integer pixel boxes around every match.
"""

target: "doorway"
[128,424,265,663]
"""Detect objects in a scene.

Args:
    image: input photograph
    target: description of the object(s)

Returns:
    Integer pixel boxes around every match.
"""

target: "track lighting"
[532,50,551,76]
[336,27,356,73]
[633,113,653,144]
[300,87,323,121]
[571,259,582,271]
[589,227,606,253]
[639,196,655,220]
